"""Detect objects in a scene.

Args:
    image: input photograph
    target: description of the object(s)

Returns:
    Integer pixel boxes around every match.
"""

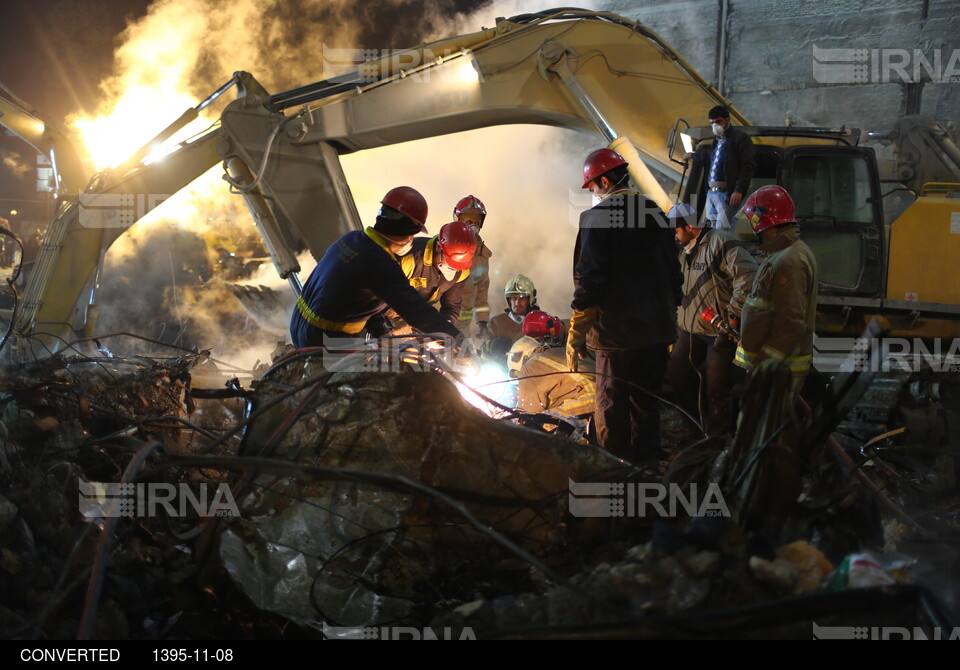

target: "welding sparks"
[454,361,515,417]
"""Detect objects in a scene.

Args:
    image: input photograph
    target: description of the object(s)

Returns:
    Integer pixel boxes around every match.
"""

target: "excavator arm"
[217,9,741,262]
[9,9,741,358]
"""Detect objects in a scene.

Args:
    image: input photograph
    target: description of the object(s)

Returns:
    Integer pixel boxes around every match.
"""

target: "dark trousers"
[666,330,736,436]
[594,345,669,465]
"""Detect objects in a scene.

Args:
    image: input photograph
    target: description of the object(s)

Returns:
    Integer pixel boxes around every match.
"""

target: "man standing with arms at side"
[735,186,818,396]
[687,105,756,230]
[567,148,682,467]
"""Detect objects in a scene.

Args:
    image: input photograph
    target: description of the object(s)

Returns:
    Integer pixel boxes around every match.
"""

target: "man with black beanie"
[290,186,462,348]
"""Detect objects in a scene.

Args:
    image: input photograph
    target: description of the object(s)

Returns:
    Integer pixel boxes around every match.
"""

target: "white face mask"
[393,239,414,256]
[711,122,725,137]
[437,261,458,281]
[591,194,604,207]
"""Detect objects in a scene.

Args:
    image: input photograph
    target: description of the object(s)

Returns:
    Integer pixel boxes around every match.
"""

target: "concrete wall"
[604,0,960,157]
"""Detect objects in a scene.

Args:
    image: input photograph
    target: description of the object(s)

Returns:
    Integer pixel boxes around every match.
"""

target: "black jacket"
[290,228,460,347]
[698,125,757,196]
[572,192,682,350]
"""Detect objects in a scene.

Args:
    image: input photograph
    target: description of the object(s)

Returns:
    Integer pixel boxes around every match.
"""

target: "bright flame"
[71,91,209,170]
[454,55,481,84]
[67,0,218,170]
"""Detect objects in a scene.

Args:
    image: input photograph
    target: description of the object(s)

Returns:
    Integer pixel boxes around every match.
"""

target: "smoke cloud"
[70,0,621,367]
[1,150,31,177]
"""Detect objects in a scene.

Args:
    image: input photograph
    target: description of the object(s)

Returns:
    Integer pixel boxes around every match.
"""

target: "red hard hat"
[741,185,796,234]
[380,186,428,232]
[437,221,478,271]
[453,195,487,228]
[522,310,562,340]
[582,148,628,189]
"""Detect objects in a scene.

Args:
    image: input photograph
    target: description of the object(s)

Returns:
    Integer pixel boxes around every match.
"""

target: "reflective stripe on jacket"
[399,236,469,325]
[459,236,492,324]
[735,225,818,377]
[290,227,459,348]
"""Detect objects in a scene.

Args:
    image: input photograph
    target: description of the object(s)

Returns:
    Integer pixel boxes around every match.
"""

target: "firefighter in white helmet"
[480,274,539,368]
[489,274,538,343]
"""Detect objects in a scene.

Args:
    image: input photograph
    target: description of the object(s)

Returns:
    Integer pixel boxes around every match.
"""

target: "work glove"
[566,306,599,372]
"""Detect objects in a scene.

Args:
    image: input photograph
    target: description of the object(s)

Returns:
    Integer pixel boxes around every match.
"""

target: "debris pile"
[0,339,956,639]
[221,352,625,629]
[0,348,285,639]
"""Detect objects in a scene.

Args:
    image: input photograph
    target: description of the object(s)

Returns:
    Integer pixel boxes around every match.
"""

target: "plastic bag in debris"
[827,551,915,590]
[219,357,624,630]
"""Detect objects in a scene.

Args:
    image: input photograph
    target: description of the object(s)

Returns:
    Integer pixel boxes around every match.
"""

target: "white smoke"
[70,0,620,366]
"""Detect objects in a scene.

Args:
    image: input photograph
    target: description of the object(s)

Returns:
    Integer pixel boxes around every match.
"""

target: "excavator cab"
[678,126,887,306]
[781,145,885,298]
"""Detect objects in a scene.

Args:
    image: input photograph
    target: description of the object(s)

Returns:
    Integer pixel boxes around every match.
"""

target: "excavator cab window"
[782,147,884,296]
[790,155,874,224]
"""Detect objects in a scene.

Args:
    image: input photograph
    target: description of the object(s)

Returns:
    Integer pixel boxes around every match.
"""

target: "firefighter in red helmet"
[452,195,494,336]
[735,185,818,395]
[568,148,682,466]
[389,221,478,331]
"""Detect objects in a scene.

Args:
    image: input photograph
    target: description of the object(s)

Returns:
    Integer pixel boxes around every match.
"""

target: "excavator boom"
[7,9,743,357]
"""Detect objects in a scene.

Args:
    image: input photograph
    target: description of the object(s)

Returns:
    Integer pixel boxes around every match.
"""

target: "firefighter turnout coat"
[735,224,818,382]
[400,235,471,326]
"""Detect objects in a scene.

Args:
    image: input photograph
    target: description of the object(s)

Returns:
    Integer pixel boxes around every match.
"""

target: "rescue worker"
[453,195,494,336]
[567,148,682,465]
[290,186,462,348]
[387,220,478,333]
[735,185,818,395]
[489,274,538,343]
[507,309,564,379]
[666,202,757,437]
[513,310,596,419]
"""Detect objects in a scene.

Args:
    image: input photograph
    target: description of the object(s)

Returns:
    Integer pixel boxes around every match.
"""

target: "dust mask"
[711,122,725,137]
[437,261,458,281]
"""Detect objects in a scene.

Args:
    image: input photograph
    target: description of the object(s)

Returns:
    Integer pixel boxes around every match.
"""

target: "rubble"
[220,352,627,629]
[0,338,956,639]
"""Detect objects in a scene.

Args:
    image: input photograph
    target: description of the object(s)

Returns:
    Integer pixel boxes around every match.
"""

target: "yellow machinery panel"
[886,191,960,305]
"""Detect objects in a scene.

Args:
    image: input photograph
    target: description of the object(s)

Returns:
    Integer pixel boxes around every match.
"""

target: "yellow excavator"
[1,8,959,360]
